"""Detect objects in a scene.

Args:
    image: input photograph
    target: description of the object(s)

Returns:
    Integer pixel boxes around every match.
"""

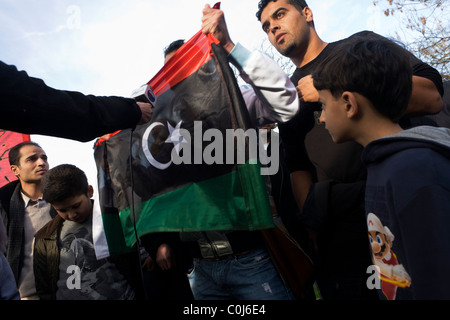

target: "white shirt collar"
[21,192,47,209]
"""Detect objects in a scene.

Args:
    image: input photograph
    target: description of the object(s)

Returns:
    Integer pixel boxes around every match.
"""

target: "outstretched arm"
[0,61,151,142]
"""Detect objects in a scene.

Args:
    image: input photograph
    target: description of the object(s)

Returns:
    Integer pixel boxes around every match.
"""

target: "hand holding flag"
[201,3,235,54]
[136,102,153,125]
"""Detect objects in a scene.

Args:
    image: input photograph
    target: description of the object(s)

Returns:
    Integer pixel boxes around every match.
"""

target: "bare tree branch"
[374,0,450,80]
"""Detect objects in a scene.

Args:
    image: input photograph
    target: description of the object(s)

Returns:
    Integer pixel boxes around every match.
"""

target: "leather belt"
[202,250,252,261]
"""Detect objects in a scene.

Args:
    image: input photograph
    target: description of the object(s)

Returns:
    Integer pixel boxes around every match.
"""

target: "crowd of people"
[1,0,449,301]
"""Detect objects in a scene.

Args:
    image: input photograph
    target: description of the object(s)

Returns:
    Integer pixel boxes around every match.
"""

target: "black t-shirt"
[279,39,366,183]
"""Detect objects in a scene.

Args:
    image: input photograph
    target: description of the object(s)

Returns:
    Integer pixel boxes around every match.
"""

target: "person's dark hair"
[164,39,185,58]
[256,0,309,21]
[8,141,42,166]
[312,37,413,123]
[42,164,88,203]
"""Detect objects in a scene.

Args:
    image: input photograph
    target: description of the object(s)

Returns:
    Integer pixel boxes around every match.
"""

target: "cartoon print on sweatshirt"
[367,213,411,300]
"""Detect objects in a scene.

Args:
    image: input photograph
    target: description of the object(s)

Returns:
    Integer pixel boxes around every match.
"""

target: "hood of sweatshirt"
[362,126,450,165]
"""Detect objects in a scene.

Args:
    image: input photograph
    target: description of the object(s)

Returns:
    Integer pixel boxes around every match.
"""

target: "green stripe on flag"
[119,163,273,248]
[101,211,135,255]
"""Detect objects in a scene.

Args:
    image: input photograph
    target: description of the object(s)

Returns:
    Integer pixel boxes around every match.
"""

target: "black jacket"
[0,180,57,283]
[0,61,142,142]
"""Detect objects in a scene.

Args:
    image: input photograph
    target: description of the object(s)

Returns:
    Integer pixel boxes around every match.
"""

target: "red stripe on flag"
[95,130,121,147]
[147,2,221,96]
[96,30,220,146]
[148,31,219,97]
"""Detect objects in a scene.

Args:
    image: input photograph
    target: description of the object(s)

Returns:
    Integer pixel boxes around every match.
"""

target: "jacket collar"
[34,214,64,240]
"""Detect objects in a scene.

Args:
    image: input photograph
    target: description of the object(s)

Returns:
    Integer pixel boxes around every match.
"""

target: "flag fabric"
[94,31,273,255]
[0,130,30,188]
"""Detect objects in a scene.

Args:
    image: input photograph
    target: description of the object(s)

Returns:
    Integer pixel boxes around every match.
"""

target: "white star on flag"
[166,121,187,154]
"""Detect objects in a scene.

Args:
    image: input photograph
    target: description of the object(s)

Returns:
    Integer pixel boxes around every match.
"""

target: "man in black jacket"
[0,141,57,299]
[0,61,153,142]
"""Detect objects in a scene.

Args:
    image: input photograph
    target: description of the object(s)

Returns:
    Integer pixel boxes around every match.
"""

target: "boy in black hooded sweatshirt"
[312,37,450,300]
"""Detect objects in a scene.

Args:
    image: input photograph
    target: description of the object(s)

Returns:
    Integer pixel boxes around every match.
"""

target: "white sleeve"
[229,43,299,127]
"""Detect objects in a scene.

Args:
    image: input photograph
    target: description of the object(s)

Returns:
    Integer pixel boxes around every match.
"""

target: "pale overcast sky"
[0,0,398,191]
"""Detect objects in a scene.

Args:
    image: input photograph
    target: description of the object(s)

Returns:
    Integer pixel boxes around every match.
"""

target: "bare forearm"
[290,170,313,213]
[405,76,443,116]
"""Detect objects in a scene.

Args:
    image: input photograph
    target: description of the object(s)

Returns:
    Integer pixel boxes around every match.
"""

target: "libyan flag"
[93,31,273,257]
[0,130,30,188]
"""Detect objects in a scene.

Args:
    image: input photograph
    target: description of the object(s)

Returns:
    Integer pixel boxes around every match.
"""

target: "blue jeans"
[187,248,294,300]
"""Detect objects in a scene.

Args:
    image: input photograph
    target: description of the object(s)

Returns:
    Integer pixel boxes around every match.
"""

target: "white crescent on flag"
[142,120,186,170]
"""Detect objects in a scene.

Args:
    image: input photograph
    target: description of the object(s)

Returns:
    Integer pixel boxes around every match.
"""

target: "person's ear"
[303,7,313,23]
[87,185,94,198]
[342,91,359,120]
[10,165,19,178]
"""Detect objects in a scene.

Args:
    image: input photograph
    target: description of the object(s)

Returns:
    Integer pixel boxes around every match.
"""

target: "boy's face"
[318,89,351,144]
[51,185,94,223]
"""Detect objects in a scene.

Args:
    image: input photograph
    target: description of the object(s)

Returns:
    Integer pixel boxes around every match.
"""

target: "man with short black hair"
[0,141,56,299]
